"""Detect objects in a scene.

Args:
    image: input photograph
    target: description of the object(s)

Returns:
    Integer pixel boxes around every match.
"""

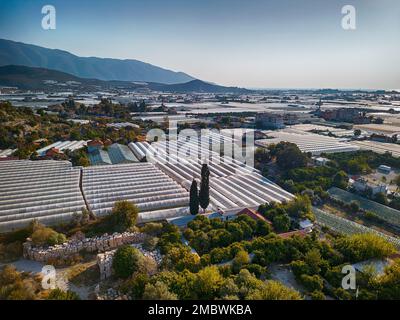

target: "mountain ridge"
[0,65,250,94]
[0,38,195,84]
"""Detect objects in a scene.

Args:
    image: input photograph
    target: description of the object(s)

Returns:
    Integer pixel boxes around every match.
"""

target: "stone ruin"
[97,244,162,280]
[23,232,148,262]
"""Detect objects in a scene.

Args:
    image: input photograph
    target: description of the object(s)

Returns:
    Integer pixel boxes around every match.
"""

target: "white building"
[353,178,388,196]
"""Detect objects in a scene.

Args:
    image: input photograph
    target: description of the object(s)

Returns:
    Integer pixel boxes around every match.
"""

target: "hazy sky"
[0,0,399,89]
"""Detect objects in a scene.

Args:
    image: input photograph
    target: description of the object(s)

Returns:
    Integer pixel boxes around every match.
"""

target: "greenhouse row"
[134,140,294,211]
[255,131,360,155]
[313,207,400,249]
[36,140,89,156]
[81,163,190,222]
[328,187,400,227]
[0,160,86,233]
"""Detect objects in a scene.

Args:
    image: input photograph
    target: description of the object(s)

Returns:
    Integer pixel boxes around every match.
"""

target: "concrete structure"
[352,178,388,195]
[256,113,285,129]
[320,108,371,124]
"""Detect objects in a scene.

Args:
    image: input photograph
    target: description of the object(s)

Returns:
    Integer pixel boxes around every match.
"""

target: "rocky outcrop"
[23,232,148,262]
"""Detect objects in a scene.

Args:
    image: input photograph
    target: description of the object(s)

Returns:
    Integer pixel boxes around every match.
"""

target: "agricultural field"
[313,207,400,249]
[328,187,400,227]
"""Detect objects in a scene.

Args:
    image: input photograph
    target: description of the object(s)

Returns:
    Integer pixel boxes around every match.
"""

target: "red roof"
[237,208,272,224]
[87,140,104,146]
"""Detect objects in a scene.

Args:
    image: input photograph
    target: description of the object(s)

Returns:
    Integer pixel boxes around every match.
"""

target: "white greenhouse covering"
[36,140,89,156]
[255,131,360,155]
[0,160,86,233]
[135,137,294,212]
[81,163,190,223]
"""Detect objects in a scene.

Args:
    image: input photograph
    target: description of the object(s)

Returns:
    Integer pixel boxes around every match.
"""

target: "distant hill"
[0,65,106,90]
[0,65,251,93]
[148,79,251,94]
[0,39,195,84]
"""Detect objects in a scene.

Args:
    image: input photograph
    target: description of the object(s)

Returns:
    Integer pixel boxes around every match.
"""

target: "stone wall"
[23,232,148,262]
[97,244,162,280]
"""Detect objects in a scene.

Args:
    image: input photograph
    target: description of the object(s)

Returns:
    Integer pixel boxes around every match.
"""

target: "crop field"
[328,187,400,227]
[313,207,400,249]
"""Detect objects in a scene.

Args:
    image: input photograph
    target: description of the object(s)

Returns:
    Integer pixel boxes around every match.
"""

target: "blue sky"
[0,0,399,89]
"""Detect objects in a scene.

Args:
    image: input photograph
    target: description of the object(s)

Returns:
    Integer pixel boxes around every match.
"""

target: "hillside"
[0,39,195,84]
[0,65,250,93]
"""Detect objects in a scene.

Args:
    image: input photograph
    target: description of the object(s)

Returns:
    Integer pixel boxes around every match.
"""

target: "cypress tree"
[199,164,210,212]
[189,179,199,215]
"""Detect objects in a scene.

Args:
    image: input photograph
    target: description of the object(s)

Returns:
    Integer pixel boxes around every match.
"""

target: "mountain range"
[0,39,194,84]
[0,65,250,94]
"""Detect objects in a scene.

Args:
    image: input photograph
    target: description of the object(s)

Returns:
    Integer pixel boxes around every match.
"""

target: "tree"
[142,281,178,300]
[349,201,360,213]
[120,272,149,299]
[47,288,80,300]
[354,129,362,137]
[334,233,396,262]
[333,171,349,189]
[161,246,200,272]
[30,223,66,246]
[112,246,145,278]
[275,142,308,170]
[199,164,210,212]
[194,266,223,299]
[395,175,400,190]
[374,192,388,205]
[246,280,302,300]
[232,250,250,272]
[299,274,324,292]
[304,249,323,274]
[108,200,139,232]
[255,219,272,236]
[272,214,290,232]
[189,179,199,215]
[377,259,400,299]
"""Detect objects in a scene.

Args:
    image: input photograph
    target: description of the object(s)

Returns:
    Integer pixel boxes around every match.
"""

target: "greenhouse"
[328,187,400,227]
[255,131,359,155]
[135,139,294,212]
[0,160,86,232]
[313,207,400,249]
[36,140,89,156]
[81,163,190,223]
